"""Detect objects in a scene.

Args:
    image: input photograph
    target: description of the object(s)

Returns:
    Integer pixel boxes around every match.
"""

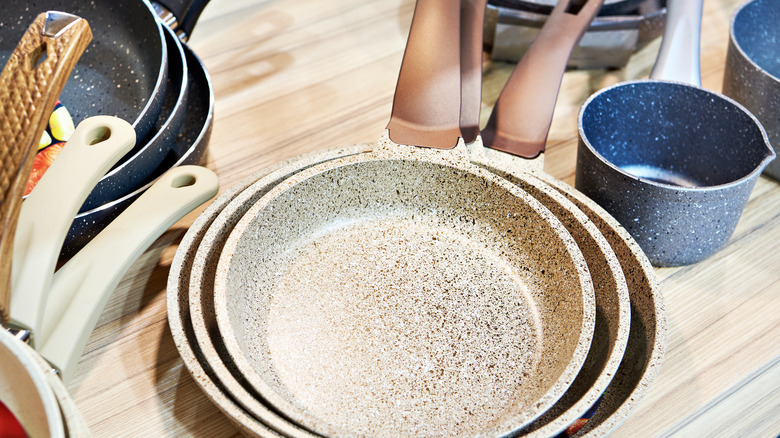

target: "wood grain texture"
[0,13,91,323]
[66,0,779,436]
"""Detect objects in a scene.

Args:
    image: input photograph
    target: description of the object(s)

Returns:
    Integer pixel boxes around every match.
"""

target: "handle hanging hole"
[27,44,48,70]
[171,174,196,188]
[87,127,112,145]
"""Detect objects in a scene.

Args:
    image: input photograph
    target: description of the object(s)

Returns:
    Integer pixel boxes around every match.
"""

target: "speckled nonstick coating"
[79,24,189,212]
[575,0,775,267]
[61,42,212,260]
[0,0,167,144]
[722,0,780,180]
[213,134,594,438]
[170,145,372,437]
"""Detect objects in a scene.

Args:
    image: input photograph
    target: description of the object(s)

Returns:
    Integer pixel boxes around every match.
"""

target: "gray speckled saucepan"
[722,0,780,181]
[575,0,775,267]
[211,1,595,437]
[61,41,214,260]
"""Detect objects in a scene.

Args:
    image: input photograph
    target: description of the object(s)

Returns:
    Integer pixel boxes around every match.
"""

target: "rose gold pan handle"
[386,0,462,149]
[459,0,489,144]
[0,12,92,324]
[481,0,603,158]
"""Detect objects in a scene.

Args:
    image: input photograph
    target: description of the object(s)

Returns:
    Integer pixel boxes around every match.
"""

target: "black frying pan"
[61,41,214,260]
[1,1,167,143]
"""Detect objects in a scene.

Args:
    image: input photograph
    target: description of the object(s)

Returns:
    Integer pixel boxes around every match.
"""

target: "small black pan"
[61,42,214,260]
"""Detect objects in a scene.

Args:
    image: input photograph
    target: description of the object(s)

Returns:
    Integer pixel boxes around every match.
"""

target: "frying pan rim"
[577,78,774,192]
[71,41,213,220]
[130,0,169,132]
[729,0,780,84]
[213,145,596,438]
[96,24,188,182]
[0,328,64,437]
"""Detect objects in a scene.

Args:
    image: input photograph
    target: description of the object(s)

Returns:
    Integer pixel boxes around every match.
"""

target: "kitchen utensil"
[39,165,218,381]
[491,0,643,16]
[10,117,135,343]
[0,1,166,143]
[0,11,90,323]
[460,0,633,434]
[78,23,188,212]
[62,42,214,260]
[0,164,217,437]
[722,0,780,180]
[213,1,594,436]
[168,146,370,437]
[484,0,667,69]
[575,0,775,266]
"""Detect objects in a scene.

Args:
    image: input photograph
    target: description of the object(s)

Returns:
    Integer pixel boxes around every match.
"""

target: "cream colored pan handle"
[10,116,135,343]
[481,0,603,158]
[38,165,218,383]
[649,0,703,86]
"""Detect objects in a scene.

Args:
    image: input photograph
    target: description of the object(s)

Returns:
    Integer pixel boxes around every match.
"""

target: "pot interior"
[733,0,780,79]
[581,81,769,187]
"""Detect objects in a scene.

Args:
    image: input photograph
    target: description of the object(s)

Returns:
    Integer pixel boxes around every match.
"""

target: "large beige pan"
[211,1,594,437]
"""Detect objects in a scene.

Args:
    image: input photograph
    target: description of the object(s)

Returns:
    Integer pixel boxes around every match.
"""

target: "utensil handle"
[460,0,489,144]
[386,0,462,149]
[0,12,92,324]
[38,165,218,383]
[649,0,703,85]
[154,0,211,40]
[10,117,135,342]
[481,0,603,158]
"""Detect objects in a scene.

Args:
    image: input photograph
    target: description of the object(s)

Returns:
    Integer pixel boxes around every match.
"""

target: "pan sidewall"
[575,139,757,266]
[724,0,780,180]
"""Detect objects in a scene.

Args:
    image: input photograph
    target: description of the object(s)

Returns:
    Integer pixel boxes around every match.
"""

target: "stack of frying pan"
[0,0,215,259]
[166,0,676,436]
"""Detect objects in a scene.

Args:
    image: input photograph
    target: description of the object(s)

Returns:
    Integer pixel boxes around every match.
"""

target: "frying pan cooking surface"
[0,0,166,141]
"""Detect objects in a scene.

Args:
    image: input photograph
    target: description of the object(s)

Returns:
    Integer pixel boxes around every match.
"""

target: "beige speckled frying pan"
[211,1,595,437]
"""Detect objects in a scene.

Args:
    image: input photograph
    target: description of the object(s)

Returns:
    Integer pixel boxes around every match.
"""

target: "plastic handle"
[649,0,703,85]
[10,116,135,343]
[481,0,603,158]
[0,12,92,324]
[386,0,462,149]
[38,165,218,383]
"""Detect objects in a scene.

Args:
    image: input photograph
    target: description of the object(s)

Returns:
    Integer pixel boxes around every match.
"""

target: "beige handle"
[10,116,135,343]
[481,0,603,158]
[386,0,462,149]
[38,165,218,383]
[0,12,92,324]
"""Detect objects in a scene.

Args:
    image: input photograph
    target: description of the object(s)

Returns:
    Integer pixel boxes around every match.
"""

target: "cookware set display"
[1,0,776,435]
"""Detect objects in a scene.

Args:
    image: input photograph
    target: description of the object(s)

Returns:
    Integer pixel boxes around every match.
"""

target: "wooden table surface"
[67,0,780,436]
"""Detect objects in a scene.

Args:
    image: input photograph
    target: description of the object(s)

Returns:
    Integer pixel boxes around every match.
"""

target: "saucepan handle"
[38,165,218,383]
[481,0,603,158]
[649,0,703,86]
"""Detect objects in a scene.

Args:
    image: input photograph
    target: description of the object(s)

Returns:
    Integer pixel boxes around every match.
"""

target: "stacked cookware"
[0,2,221,436]
[0,0,217,259]
[160,0,759,435]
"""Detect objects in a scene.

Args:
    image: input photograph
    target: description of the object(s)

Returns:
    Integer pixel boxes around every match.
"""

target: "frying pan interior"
[0,0,166,141]
[579,81,769,187]
[217,154,592,437]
